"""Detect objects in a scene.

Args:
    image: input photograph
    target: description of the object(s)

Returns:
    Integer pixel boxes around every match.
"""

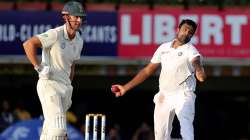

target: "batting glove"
[34,63,50,76]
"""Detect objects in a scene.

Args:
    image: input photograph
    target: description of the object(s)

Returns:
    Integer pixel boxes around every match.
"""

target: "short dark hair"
[178,19,197,33]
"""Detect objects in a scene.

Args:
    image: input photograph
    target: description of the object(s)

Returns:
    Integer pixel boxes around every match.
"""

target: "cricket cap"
[62,1,86,17]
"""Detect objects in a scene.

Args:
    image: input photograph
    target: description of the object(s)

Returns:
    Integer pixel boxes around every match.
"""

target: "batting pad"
[47,128,66,140]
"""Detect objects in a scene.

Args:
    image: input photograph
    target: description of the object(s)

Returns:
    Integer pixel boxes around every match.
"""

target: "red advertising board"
[118,6,250,58]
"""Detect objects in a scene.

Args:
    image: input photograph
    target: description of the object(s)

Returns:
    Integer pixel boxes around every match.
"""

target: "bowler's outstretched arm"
[111,63,160,97]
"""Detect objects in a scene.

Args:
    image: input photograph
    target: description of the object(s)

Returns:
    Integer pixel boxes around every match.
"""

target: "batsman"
[22,1,85,139]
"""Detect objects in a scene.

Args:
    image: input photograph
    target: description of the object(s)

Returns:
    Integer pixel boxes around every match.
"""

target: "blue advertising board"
[0,11,62,55]
[83,11,117,56]
[0,118,84,140]
[0,11,117,56]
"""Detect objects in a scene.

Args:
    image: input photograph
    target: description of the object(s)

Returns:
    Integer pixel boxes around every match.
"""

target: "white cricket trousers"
[37,79,73,140]
[153,91,196,140]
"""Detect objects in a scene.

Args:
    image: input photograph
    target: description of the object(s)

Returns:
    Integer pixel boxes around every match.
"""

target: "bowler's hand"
[111,85,126,97]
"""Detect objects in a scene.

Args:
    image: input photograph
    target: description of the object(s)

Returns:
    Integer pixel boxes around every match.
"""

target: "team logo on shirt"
[60,42,66,49]
[178,52,183,56]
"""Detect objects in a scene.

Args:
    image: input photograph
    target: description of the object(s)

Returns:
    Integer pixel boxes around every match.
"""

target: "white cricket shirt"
[36,24,83,85]
[151,40,201,93]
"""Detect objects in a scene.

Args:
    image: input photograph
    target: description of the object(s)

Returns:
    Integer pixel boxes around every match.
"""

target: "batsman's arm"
[23,36,42,68]
[192,56,206,82]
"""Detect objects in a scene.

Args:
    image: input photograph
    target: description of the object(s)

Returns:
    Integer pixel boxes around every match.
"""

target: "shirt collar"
[171,39,187,49]
[63,24,70,40]
[63,24,78,42]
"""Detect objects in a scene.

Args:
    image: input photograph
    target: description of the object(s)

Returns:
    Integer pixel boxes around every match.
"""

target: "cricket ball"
[111,85,120,92]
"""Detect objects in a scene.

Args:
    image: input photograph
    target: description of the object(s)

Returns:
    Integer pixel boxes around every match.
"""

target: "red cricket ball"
[111,85,120,92]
